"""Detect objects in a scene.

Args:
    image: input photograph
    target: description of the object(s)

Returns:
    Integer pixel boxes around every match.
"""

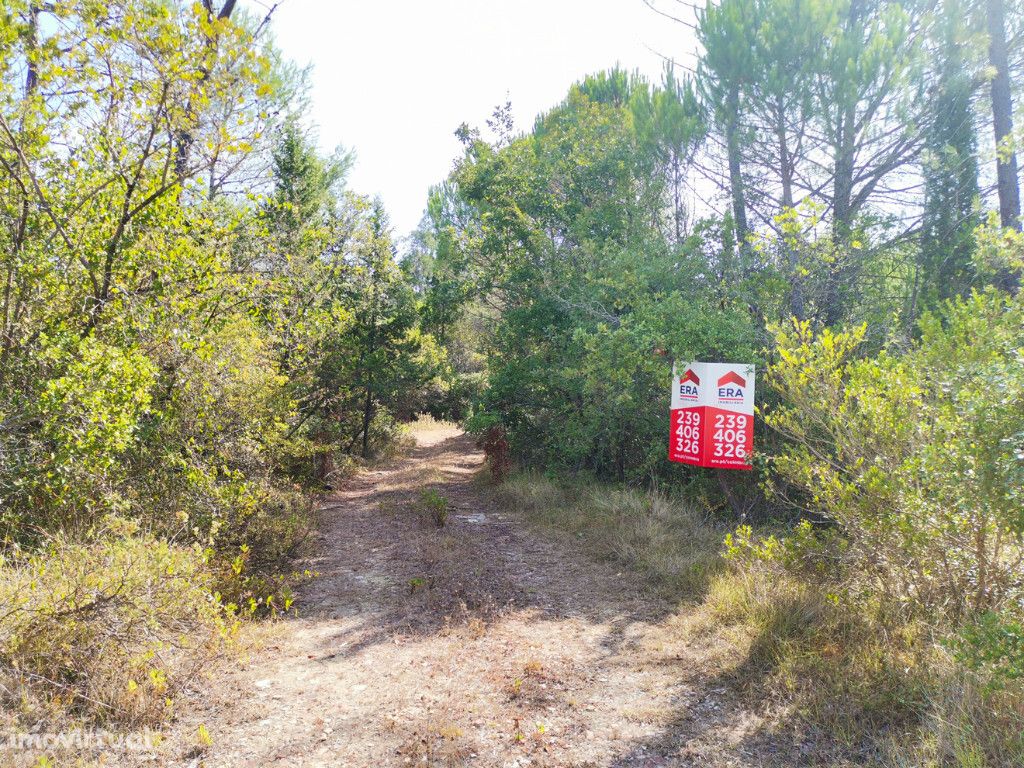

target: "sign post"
[669,361,755,470]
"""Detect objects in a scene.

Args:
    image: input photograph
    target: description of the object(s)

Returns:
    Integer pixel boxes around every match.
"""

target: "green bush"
[753,270,1024,762]
[418,488,450,528]
[951,612,1024,689]
[710,521,1024,764]
[767,287,1024,619]
[2,337,157,540]
[723,519,846,577]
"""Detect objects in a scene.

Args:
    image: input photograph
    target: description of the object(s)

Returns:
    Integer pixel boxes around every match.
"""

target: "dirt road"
[168,424,797,767]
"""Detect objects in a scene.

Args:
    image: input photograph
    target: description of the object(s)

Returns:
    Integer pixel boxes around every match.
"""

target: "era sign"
[669,361,755,470]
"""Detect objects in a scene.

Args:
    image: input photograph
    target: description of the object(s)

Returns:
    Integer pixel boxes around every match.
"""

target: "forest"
[0,0,1022,765]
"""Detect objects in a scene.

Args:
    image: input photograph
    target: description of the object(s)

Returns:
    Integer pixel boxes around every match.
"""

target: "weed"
[396,721,473,765]
[419,488,450,528]
[196,723,213,748]
[437,725,463,740]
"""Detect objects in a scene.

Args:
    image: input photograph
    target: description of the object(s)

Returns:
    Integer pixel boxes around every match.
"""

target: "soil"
[161,423,835,767]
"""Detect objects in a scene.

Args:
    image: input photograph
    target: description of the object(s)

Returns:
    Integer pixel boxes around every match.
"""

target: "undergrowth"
[496,472,1024,767]
[0,518,236,729]
[494,472,723,600]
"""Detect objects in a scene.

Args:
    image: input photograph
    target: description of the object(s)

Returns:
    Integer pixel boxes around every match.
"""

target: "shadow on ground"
[199,427,865,767]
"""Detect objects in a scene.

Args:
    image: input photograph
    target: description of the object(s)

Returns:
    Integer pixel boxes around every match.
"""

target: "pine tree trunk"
[775,99,805,320]
[987,0,1021,235]
[725,87,748,246]
[361,387,373,459]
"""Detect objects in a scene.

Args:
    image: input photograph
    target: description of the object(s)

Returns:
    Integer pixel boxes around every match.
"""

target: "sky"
[263,0,700,240]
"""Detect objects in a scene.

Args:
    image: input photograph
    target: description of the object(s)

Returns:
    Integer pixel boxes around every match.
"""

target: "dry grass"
[408,413,461,435]
[394,719,475,768]
[696,553,1024,765]
[0,524,233,730]
[495,471,1024,766]
[494,471,724,599]
[0,520,258,767]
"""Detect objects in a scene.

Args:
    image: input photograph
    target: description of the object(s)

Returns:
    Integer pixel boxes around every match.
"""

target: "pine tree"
[919,0,980,308]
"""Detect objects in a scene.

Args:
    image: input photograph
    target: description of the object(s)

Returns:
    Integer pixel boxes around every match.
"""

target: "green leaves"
[430,71,756,481]
[767,284,1024,618]
[951,612,1024,688]
[0,2,435,618]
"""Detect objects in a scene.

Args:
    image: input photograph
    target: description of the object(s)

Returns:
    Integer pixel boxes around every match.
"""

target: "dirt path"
[168,424,798,767]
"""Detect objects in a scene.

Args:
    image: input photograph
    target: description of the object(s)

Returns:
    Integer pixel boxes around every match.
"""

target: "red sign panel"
[669,362,754,470]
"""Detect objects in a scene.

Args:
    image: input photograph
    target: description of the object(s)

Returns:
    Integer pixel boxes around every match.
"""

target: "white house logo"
[679,368,700,400]
[717,371,746,403]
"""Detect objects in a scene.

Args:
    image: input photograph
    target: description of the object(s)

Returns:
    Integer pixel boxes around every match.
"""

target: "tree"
[651,66,705,243]
[918,0,980,311]
[0,0,301,546]
[437,72,756,481]
[697,0,755,247]
[986,0,1022,240]
[350,200,425,458]
[696,0,927,326]
[0,0,441,727]
[732,0,836,320]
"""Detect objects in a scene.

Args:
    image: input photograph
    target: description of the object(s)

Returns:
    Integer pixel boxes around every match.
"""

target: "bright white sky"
[264,0,700,239]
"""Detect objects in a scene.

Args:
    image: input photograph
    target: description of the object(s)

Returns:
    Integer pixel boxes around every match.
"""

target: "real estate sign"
[669,361,755,470]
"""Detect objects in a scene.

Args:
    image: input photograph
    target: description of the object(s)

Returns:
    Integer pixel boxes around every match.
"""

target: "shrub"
[2,337,157,542]
[723,519,846,577]
[0,518,234,726]
[766,288,1024,620]
[419,489,450,528]
[714,503,1024,762]
[365,409,413,460]
[211,484,315,616]
[755,288,1024,757]
[950,612,1024,689]
[708,521,941,745]
[480,425,512,484]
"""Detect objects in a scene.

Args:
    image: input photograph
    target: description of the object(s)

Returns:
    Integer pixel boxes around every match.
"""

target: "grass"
[493,470,1024,767]
[699,549,1024,765]
[408,413,461,434]
[418,488,450,528]
[0,519,236,738]
[494,471,724,600]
